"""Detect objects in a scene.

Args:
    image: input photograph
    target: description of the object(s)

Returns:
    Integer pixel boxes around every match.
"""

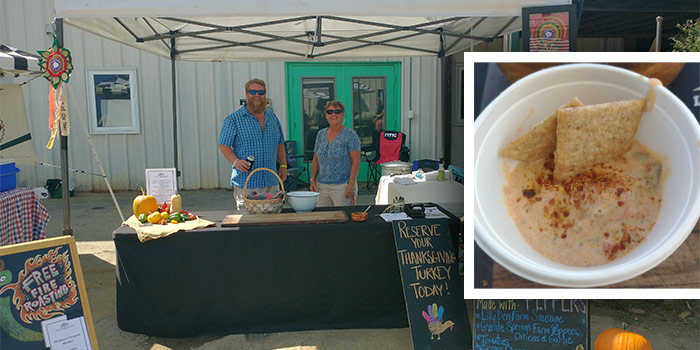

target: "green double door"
[285,61,401,182]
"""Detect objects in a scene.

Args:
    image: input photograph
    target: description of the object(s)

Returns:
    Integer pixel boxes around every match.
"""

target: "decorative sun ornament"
[37,38,73,88]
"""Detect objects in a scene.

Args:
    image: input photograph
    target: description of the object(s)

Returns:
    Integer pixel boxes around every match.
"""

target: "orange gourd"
[133,188,158,217]
[595,328,652,350]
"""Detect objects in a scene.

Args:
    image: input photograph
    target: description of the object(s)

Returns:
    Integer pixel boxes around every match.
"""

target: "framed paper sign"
[522,5,577,52]
[146,168,178,204]
[0,236,98,350]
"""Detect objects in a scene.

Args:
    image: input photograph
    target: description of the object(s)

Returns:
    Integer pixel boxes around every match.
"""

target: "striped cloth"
[0,44,41,76]
[0,187,49,246]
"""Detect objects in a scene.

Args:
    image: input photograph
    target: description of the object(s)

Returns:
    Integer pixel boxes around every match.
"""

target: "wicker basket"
[243,167,286,214]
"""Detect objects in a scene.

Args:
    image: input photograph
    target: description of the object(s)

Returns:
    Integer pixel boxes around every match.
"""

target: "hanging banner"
[37,38,73,89]
[38,38,73,149]
[57,86,70,136]
[522,5,577,52]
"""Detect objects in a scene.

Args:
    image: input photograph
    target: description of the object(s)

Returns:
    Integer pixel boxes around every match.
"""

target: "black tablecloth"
[113,205,461,337]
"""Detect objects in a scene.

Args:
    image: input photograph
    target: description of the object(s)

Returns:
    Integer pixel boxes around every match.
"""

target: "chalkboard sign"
[392,218,471,349]
[473,299,588,350]
[667,63,699,121]
[0,236,98,350]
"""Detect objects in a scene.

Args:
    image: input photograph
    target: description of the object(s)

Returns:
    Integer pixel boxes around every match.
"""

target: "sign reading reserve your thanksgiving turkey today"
[0,236,98,350]
[392,218,471,349]
[473,299,589,350]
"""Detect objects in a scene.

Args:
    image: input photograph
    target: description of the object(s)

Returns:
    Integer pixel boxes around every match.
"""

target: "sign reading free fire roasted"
[0,236,98,350]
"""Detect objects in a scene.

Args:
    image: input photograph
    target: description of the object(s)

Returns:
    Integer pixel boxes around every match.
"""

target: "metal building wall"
[2,0,444,191]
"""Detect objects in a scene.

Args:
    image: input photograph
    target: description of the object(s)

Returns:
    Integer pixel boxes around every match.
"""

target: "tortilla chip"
[553,98,646,182]
[499,98,583,161]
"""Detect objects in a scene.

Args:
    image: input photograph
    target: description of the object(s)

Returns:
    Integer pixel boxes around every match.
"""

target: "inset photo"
[469,54,700,296]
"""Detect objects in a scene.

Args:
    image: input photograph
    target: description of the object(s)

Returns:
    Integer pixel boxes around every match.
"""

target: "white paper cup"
[474,63,700,287]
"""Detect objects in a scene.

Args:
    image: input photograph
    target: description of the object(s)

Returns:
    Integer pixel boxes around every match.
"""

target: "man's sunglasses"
[325,109,343,115]
[247,90,266,95]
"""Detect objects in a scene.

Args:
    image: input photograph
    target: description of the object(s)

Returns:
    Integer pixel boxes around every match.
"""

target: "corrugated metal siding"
[2,0,445,190]
[401,57,443,161]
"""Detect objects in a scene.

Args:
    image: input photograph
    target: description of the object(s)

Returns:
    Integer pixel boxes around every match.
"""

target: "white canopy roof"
[0,44,41,77]
[54,0,571,61]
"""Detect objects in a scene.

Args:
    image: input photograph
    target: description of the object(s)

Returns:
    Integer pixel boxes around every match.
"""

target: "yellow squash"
[147,212,162,224]
[133,188,158,217]
[169,193,182,214]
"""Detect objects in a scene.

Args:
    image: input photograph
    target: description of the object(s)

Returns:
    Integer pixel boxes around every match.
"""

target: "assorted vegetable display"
[133,191,198,225]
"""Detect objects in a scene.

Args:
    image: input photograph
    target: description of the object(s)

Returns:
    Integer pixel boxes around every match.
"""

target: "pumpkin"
[595,328,652,350]
[133,188,158,217]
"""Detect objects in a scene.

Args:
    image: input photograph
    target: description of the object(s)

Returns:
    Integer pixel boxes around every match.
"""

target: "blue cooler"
[0,158,20,192]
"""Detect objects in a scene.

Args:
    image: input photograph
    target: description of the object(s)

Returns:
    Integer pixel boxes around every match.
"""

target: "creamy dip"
[503,140,666,266]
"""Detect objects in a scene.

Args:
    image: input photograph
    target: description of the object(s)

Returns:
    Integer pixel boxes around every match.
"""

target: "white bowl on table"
[474,63,700,288]
[287,191,320,212]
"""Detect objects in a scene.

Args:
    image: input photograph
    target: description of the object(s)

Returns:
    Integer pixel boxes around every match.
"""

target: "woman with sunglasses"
[310,101,361,207]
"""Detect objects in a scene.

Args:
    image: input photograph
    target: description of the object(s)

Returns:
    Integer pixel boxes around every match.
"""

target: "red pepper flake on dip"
[500,92,667,267]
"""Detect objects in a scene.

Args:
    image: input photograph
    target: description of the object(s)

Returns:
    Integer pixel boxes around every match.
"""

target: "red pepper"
[181,210,190,215]
[189,214,197,220]
[160,202,168,212]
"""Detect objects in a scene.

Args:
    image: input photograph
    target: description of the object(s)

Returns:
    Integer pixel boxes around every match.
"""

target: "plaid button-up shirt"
[219,106,285,188]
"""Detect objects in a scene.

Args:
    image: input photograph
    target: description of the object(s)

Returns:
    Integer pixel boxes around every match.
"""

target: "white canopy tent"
[54,0,571,61]
[51,0,572,233]
[0,44,41,82]
[0,44,41,165]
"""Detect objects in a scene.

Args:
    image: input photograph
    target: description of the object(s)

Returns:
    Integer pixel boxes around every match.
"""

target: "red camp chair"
[361,131,409,190]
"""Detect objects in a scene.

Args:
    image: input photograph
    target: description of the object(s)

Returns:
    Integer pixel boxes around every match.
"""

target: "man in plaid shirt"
[218,78,288,210]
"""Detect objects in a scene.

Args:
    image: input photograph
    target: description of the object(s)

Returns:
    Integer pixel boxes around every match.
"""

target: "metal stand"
[56,19,73,235]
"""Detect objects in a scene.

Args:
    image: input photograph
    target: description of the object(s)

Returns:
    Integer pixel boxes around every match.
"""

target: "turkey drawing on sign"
[421,303,454,340]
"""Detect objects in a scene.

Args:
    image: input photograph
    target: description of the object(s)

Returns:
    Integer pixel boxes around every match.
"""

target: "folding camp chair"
[361,130,409,190]
[282,140,309,189]
[360,147,380,190]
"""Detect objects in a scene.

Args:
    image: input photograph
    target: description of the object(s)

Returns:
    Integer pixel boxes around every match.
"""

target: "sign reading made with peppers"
[473,299,588,350]
[0,236,98,350]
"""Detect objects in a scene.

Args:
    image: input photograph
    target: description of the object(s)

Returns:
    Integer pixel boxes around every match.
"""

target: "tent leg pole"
[59,133,72,235]
[56,18,73,235]
[171,38,180,178]
[441,56,451,167]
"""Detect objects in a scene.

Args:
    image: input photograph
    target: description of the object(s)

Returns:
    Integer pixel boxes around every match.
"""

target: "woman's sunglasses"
[247,90,266,95]
[325,109,343,115]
